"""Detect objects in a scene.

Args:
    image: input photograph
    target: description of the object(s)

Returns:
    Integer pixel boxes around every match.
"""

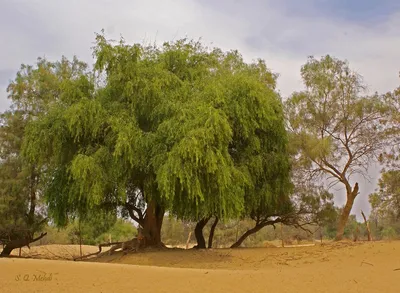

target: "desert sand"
[1,241,399,293]
[9,244,110,260]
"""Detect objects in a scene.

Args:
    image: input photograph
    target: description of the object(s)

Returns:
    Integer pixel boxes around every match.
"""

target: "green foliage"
[0,110,46,247]
[292,183,336,225]
[319,208,367,240]
[380,84,400,168]
[161,216,194,246]
[162,215,354,248]
[4,32,400,249]
[44,209,136,245]
[97,219,138,243]
[381,227,397,240]
[67,213,137,245]
[40,218,137,245]
[285,55,392,239]
[368,213,400,240]
[370,170,400,219]
[0,54,107,253]
[68,210,117,245]
[286,55,389,184]
[369,169,400,240]
[20,33,291,236]
[7,56,92,116]
[40,225,72,245]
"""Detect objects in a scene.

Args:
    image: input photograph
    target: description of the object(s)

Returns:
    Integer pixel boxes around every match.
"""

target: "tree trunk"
[319,226,323,244]
[208,216,219,248]
[79,220,82,257]
[235,221,239,242]
[2,168,42,257]
[142,201,165,246]
[186,232,192,249]
[231,224,264,248]
[194,217,210,249]
[1,245,14,257]
[335,183,359,241]
[353,225,360,242]
[361,210,372,241]
[27,168,38,228]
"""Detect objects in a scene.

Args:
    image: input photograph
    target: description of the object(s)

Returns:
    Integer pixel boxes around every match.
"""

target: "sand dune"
[1,241,400,293]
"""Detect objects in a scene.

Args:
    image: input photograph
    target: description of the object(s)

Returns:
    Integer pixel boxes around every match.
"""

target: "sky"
[1,0,399,220]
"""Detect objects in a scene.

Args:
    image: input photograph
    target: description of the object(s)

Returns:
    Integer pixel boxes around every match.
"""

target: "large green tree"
[0,56,92,256]
[164,50,294,248]
[0,110,47,256]
[22,34,292,247]
[285,55,390,240]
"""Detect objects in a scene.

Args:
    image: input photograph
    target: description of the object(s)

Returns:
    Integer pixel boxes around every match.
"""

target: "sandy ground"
[1,241,400,293]
[9,244,110,260]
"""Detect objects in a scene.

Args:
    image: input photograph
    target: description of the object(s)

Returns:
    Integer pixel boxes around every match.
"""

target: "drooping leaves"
[19,34,291,236]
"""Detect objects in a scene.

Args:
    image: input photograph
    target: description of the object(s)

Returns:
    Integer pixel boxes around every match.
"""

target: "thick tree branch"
[311,159,342,181]
[0,232,48,257]
[125,203,144,226]
[31,232,47,243]
[320,159,343,179]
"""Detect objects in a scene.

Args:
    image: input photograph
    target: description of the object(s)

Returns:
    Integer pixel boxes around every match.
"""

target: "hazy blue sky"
[1,0,399,219]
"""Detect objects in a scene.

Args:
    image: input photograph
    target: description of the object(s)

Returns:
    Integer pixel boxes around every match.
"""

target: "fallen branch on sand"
[73,242,123,261]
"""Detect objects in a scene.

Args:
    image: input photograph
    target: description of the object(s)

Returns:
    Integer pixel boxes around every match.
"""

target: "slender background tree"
[285,55,391,240]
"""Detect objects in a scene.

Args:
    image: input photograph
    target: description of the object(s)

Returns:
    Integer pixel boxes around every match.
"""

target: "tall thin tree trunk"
[336,183,359,241]
[353,225,360,242]
[361,210,372,241]
[79,220,82,257]
[194,217,210,249]
[235,221,239,242]
[319,226,323,244]
[27,168,37,228]
[186,232,192,249]
[208,216,219,248]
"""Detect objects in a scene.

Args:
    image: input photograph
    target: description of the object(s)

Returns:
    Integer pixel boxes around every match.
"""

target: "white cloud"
[2,1,399,98]
[0,88,9,111]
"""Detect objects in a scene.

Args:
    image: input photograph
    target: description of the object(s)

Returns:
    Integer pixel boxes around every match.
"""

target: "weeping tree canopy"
[20,33,292,246]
